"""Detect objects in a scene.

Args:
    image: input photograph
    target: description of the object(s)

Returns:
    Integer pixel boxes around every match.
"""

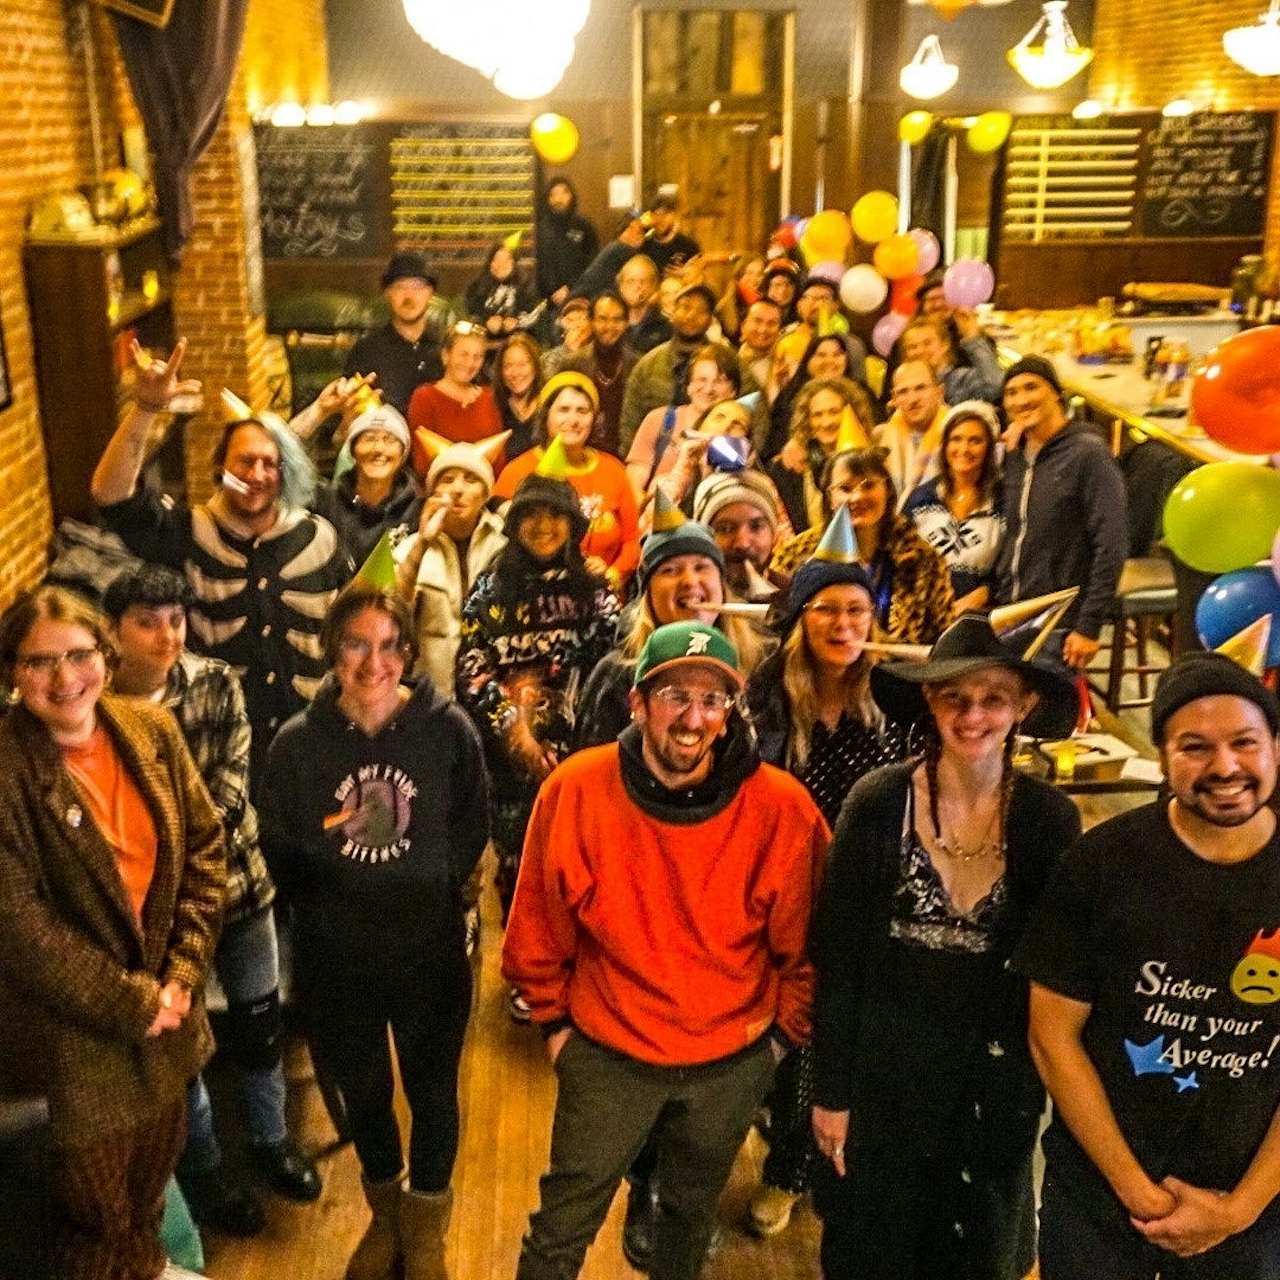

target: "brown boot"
[400,1185,452,1280]
[345,1173,403,1280]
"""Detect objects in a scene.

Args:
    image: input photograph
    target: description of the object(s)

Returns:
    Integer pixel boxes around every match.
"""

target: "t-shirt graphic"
[323,764,418,863]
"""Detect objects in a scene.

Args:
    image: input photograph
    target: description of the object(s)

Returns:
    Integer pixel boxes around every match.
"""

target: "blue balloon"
[1196,567,1280,667]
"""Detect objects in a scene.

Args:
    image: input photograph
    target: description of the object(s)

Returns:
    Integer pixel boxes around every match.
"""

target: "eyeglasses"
[804,602,873,623]
[338,637,406,661]
[650,685,737,720]
[16,646,102,676]
[829,477,885,499]
[353,430,403,450]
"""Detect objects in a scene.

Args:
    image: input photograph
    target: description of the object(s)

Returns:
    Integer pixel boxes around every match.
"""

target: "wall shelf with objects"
[24,219,183,524]
[991,111,1274,309]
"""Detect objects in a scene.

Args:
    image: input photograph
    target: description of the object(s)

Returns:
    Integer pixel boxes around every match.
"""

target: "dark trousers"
[516,1032,775,1280]
[1040,1170,1280,1280]
[305,950,472,1193]
[48,1096,186,1280]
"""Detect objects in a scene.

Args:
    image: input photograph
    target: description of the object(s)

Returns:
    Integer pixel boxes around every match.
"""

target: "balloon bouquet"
[1162,327,1280,672]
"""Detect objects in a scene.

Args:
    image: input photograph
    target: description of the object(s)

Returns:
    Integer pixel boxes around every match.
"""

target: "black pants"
[304,949,472,1192]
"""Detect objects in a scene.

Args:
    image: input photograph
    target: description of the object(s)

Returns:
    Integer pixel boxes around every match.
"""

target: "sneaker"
[748,1183,800,1237]
[464,906,481,959]
[621,1175,659,1272]
[508,987,532,1023]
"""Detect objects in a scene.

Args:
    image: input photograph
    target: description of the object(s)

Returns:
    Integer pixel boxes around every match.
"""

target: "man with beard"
[693,469,783,603]
[345,251,445,416]
[562,291,639,457]
[738,298,783,392]
[537,177,599,307]
[1017,653,1280,1279]
[504,621,827,1280]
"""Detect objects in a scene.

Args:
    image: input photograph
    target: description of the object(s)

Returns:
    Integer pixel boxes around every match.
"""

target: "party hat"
[503,228,524,252]
[988,588,1079,635]
[650,489,685,532]
[355,531,398,593]
[1215,615,1273,678]
[776,330,810,363]
[836,405,870,453]
[706,435,750,472]
[349,381,383,417]
[811,506,856,563]
[816,307,850,338]
[737,391,762,413]
[535,434,570,480]
[415,427,510,468]
[221,388,254,421]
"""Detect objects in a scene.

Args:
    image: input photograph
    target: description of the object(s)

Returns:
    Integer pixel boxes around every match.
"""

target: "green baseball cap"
[633,621,742,690]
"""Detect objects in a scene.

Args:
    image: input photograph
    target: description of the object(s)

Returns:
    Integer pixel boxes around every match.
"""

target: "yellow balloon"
[803,209,853,262]
[851,191,899,245]
[899,111,934,146]
[530,113,580,164]
[967,111,1013,155]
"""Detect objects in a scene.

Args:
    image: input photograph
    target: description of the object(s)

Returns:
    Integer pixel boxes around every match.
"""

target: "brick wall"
[1091,0,1280,262]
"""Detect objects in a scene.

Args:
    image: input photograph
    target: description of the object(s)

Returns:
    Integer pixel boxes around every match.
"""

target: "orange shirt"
[62,725,159,923]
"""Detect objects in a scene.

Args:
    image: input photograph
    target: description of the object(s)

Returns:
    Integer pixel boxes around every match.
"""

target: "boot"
[345,1173,404,1280]
[400,1185,453,1280]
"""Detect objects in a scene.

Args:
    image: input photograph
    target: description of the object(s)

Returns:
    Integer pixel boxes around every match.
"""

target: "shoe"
[508,988,532,1023]
[748,1183,800,1237]
[400,1185,452,1280]
[346,1172,403,1280]
[621,1175,659,1273]
[464,906,481,959]
[179,1166,266,1237]
[249,1137,322,1202]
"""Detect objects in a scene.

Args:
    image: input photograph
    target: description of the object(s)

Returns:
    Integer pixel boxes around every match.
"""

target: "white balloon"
[839,264,889,315]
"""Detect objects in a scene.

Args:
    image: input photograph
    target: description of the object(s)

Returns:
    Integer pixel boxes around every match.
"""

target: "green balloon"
[1164,462,1280,574]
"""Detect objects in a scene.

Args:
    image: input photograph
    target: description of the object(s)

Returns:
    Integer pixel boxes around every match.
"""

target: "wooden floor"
[200,865,822,1280]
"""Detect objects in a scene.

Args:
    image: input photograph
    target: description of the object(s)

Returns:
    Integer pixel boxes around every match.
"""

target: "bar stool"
[1090,555,1178,712]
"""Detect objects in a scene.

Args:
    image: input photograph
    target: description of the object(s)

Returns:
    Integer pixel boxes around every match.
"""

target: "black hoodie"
[259,676,489,978]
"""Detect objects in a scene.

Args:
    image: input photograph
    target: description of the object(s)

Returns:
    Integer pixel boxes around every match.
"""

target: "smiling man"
[503,620,828,1280]
[992,354,1127,671]
[1017,653,1280,1279]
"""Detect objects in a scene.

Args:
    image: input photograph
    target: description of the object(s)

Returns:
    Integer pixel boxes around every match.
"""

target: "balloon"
[873,234,920,281]
[1196,568,1280,668]
[943,257,995,308]
[839,264,888,314]
[530,113,579,163]
[908,228,940,274]
[804,209,853,261]
[1191,326,1280,455]
[890,273,925,316]
[807,259,846,286]
[851,191,899,245]
[872,311,909,358]
[771,222,798,250]
[1273,526,1280,588]
[967,111,1013,155]
[899,111,934,145]
[1164,461,1280,574]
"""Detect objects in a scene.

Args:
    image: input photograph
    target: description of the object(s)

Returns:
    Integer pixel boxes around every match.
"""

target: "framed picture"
[97,0,176,29]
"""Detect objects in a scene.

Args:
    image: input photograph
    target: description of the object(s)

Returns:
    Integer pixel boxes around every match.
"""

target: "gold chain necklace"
[932,798,1003,863]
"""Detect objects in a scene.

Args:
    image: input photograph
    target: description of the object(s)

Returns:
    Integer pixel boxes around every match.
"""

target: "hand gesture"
[132,338,201,414]
[418,495,450,541]
[316,372,376,419]
[144,980,192,1037]
[778,437,807,473]
[1131,1177,1241,1257]
[812,1106,849,1177]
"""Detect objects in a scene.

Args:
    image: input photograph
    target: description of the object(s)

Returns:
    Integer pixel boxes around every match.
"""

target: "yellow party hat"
[536,434,570,480]
[354,531,398,593]
[650,489,686,533]
[221,388,254,421]
[835,405,870,453]
[503,228,524,253]
[1215,615,1272,678]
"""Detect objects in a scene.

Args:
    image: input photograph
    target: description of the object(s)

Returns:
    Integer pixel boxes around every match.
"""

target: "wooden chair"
[1090,555,1178,712]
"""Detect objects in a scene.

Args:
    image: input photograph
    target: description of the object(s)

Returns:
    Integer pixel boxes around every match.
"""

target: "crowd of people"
[1,177,1279,1280]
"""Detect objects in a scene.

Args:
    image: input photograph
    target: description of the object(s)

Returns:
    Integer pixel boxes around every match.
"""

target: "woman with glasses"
[767,377,877,534]
[625,345,745,506]
[741,510,907,1238]
[259,582,489,1280]
[407,321,504,476]
[809,616,1081,1279]
[0,586,224,1279]
[772,446,954,646]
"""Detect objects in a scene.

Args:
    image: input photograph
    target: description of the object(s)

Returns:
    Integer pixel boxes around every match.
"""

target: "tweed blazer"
[0,695,225,1149]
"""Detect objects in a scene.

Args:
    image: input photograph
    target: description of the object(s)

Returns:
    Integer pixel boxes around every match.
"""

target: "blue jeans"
[185,906,287,1166]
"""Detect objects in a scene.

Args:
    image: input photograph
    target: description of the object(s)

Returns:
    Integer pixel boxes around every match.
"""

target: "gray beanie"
[692,469,779,532]
[1150,652,1280,744]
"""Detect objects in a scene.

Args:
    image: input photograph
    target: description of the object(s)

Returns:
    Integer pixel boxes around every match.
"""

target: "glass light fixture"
[1008,1,1093,89]
[333,101,364,125]
[900,35,959,100]
[1224,1,1280,76]
[1162,98,1198,117]
[269,102,307,127]
[1072,98,1104,119]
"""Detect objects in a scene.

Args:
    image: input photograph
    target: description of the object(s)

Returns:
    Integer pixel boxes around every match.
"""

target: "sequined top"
[889,789,1005,954]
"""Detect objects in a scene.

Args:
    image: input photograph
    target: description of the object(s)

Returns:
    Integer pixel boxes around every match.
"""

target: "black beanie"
[1150,652,1280,744]
[505,474,589,546]
[1003,354,1064,402]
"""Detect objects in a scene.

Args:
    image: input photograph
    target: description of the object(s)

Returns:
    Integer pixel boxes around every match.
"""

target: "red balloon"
[772,222,798,250]
[1192,326,1280,455]
[890,273,924,316]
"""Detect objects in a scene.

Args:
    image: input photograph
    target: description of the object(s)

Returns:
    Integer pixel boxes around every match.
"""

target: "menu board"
[256,124,384,259]
[1141,112,1274,239]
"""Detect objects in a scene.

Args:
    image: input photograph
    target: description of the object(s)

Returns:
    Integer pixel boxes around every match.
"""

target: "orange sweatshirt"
[502,742,828,1066]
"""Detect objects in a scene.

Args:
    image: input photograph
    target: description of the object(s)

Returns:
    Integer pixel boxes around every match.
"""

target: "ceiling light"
[269,102,307,127]
[1224,1,1280,76]
[1162,98,1197,117]
[1008,1,1093,89]
[333,100,364,125]
[305,104,335,126]
[900,35,959,100]
[1072,98,1104,119]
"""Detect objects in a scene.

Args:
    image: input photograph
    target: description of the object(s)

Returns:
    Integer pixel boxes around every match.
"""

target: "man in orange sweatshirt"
[503,620,829,1280]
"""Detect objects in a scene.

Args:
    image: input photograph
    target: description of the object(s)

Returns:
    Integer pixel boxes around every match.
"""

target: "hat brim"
[871,654,1079,740]
[637,655,744,691]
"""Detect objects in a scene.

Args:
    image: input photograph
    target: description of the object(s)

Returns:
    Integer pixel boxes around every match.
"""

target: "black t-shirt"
[645,231,701,275]
[345,323,444,417]
[1015,802,1280,1212]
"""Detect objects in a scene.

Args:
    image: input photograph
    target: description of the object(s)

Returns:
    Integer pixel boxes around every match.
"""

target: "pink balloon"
[943,258,995,309]
[872,311,909,358]
[908,228,940,274]
[808,259,846,286]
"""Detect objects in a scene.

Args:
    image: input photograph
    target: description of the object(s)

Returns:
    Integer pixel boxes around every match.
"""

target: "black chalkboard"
[1141,111,1274,239]
[255,125,383,259]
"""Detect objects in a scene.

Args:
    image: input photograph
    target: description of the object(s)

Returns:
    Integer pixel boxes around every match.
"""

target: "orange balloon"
[872,234,920,281]
[1191,326,1280,455]
[890,272,925,315]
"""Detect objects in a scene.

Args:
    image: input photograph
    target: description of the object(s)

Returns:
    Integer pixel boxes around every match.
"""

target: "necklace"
[932,798,1003,863]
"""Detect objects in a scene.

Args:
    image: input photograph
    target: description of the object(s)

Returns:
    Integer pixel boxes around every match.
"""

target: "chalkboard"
[1141,112,1274,239]
[256,125,383,259]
